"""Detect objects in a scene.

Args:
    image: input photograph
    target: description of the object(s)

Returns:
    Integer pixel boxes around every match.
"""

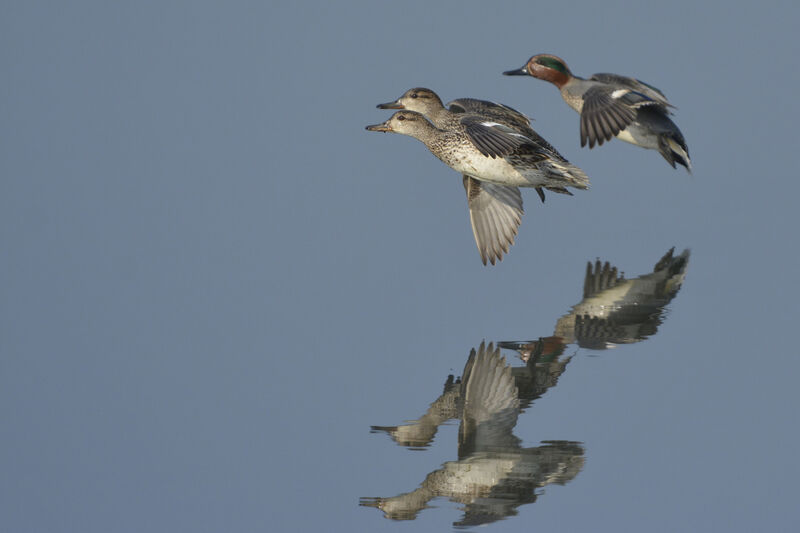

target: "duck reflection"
[361,342,583,526]
[361,247,689,526]
[503,247,690,354]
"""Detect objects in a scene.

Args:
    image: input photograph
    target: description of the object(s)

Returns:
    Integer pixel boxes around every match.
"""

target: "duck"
[504,54,691,171]
[366,104,589,265]
[377,87,575,202]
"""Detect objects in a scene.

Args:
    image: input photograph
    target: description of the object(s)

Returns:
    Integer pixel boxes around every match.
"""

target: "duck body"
[422,125,574,188]
[447,98,574,198]
[505,55,691,171]
[377,88,587,189]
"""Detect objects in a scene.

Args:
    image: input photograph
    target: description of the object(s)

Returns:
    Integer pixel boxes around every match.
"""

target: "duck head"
[365,110,433,136]
[376,87,445,115]
[504,54,572,88]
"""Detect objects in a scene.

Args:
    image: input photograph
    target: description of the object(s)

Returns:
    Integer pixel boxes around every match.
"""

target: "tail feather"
[545,185,573,196]
[659,134,692,173]
[546,161,590,189]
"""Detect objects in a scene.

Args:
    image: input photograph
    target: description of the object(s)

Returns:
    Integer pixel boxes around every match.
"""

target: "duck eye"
[411,93,418,99]
[397,115,406,121]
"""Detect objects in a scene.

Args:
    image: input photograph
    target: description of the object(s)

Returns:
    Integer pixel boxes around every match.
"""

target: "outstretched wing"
[459,341,520,456]
[580,85,664,148]
[463,176,523,265]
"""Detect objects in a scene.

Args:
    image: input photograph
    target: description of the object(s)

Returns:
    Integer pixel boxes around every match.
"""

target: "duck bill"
[365,121,393,132]
[503,66,529,76]
[376,100,404,109]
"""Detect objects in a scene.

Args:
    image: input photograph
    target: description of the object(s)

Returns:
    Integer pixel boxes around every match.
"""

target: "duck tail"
[547,160,591,190]
[659,132,692,173]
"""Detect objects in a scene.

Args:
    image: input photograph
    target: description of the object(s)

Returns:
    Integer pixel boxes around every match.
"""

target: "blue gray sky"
[2,1,799,531]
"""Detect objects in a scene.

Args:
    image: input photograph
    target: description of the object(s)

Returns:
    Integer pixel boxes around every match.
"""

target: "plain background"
[2,1,799,531]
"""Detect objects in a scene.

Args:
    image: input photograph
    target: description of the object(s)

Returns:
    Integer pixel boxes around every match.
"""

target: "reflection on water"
[361,248,689,526]
[503,247,690,354]
[361,343,583,527]
[369,344,571,450]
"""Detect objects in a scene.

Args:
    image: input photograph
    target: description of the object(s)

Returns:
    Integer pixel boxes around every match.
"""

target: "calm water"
[3,2,799,532]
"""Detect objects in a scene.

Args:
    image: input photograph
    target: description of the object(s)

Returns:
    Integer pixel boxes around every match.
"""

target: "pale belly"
[615,124,659,150]
[441,152,537,187]
[615,128,638,145]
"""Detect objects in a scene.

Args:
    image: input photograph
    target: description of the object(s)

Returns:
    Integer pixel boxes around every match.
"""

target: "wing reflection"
[370,342,571,449]
[502,247,690,354]
[361,343,583,526]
